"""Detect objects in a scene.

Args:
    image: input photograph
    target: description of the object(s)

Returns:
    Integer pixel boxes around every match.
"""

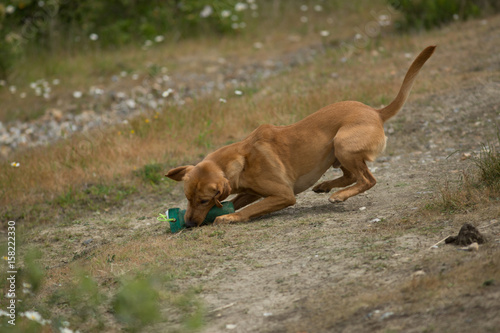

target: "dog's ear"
[214,179,231,208]
[165,165,194,181]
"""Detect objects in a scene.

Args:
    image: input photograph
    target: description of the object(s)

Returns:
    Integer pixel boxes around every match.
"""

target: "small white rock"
[412,270,426,278]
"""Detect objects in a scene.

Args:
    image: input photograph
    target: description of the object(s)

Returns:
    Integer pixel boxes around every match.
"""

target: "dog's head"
[166,161,231,227]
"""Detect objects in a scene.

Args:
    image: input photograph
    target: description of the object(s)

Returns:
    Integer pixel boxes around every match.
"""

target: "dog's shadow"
[250,202,347,223]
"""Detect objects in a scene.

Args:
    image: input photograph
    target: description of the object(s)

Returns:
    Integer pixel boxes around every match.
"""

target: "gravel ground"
[0,43,322,158]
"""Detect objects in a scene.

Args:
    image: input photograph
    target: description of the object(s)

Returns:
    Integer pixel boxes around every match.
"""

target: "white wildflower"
[219,98,227,103]
[300,16,308,23]
[300,5,308,12]
[154,35,164,43]
[162,88,174,98]
[235,2,248,11]
[21,311,44,324]
[221,10,231,18]
[234,90,243,95]
[89,33,99,41]
[314,5,323,12]
[60,327,74,333]
[320,30,330,37]
[378,14,391,26]
[73,91,83,99]
[10,162,20,168]
[6,5,15,14]
[200,5,213,18]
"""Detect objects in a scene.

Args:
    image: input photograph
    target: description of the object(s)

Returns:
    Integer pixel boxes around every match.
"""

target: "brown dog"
[166,46,436,227]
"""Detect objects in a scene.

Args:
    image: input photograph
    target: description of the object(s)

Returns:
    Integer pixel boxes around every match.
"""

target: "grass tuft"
[471,130,500,192]
[430,128,500,213]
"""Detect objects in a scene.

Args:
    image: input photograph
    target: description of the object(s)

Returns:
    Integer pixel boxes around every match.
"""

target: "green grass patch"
[134,163,165,185]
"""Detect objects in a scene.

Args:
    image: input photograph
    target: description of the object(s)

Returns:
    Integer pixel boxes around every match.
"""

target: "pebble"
[380,311,394,320]
[82,238,94,246]
[412,270,426,278]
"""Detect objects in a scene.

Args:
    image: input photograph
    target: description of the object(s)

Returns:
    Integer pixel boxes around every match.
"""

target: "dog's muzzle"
[184,218,198,228]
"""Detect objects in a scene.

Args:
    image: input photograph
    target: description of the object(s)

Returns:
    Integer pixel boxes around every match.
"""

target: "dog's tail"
[377,45,436,122]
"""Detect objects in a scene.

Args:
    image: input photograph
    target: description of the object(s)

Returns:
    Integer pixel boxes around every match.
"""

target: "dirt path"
[179,18,500,333]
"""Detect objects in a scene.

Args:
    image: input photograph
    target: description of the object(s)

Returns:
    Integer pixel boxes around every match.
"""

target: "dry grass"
[2,3,500,332]
[0,0,386,122]
[1,27,441,213]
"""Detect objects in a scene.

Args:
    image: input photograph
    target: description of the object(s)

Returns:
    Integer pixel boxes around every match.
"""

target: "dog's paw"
[312,183,331,193]
[328,196,344,204]
[214,213,242,225]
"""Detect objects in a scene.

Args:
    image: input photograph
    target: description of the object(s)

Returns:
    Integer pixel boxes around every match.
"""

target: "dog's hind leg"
[312,165,356,193]
[231,193,261,210]
[327,157,376,203]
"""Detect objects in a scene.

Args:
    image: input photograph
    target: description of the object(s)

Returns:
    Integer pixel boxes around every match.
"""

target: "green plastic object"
[166,201,235,233]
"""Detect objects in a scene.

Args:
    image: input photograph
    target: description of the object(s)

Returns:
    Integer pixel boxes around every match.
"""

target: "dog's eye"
[200,199,210,205]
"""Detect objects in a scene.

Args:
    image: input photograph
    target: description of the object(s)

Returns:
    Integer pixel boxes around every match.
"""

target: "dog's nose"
[184,218,198,228]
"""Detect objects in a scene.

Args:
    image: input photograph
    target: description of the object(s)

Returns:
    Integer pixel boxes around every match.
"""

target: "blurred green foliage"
[112,277,161,332]
[22,248,44,293]
[0,0,255,78]
[389,0,500,31]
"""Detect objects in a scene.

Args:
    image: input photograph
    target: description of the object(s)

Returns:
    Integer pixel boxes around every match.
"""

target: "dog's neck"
[205,152,245,192]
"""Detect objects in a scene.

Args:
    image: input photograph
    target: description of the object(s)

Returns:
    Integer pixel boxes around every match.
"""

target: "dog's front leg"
[215,193,296,224]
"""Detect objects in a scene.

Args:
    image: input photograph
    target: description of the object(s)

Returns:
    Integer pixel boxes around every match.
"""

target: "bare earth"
[26,14,500,333]
[192,17,500,333]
